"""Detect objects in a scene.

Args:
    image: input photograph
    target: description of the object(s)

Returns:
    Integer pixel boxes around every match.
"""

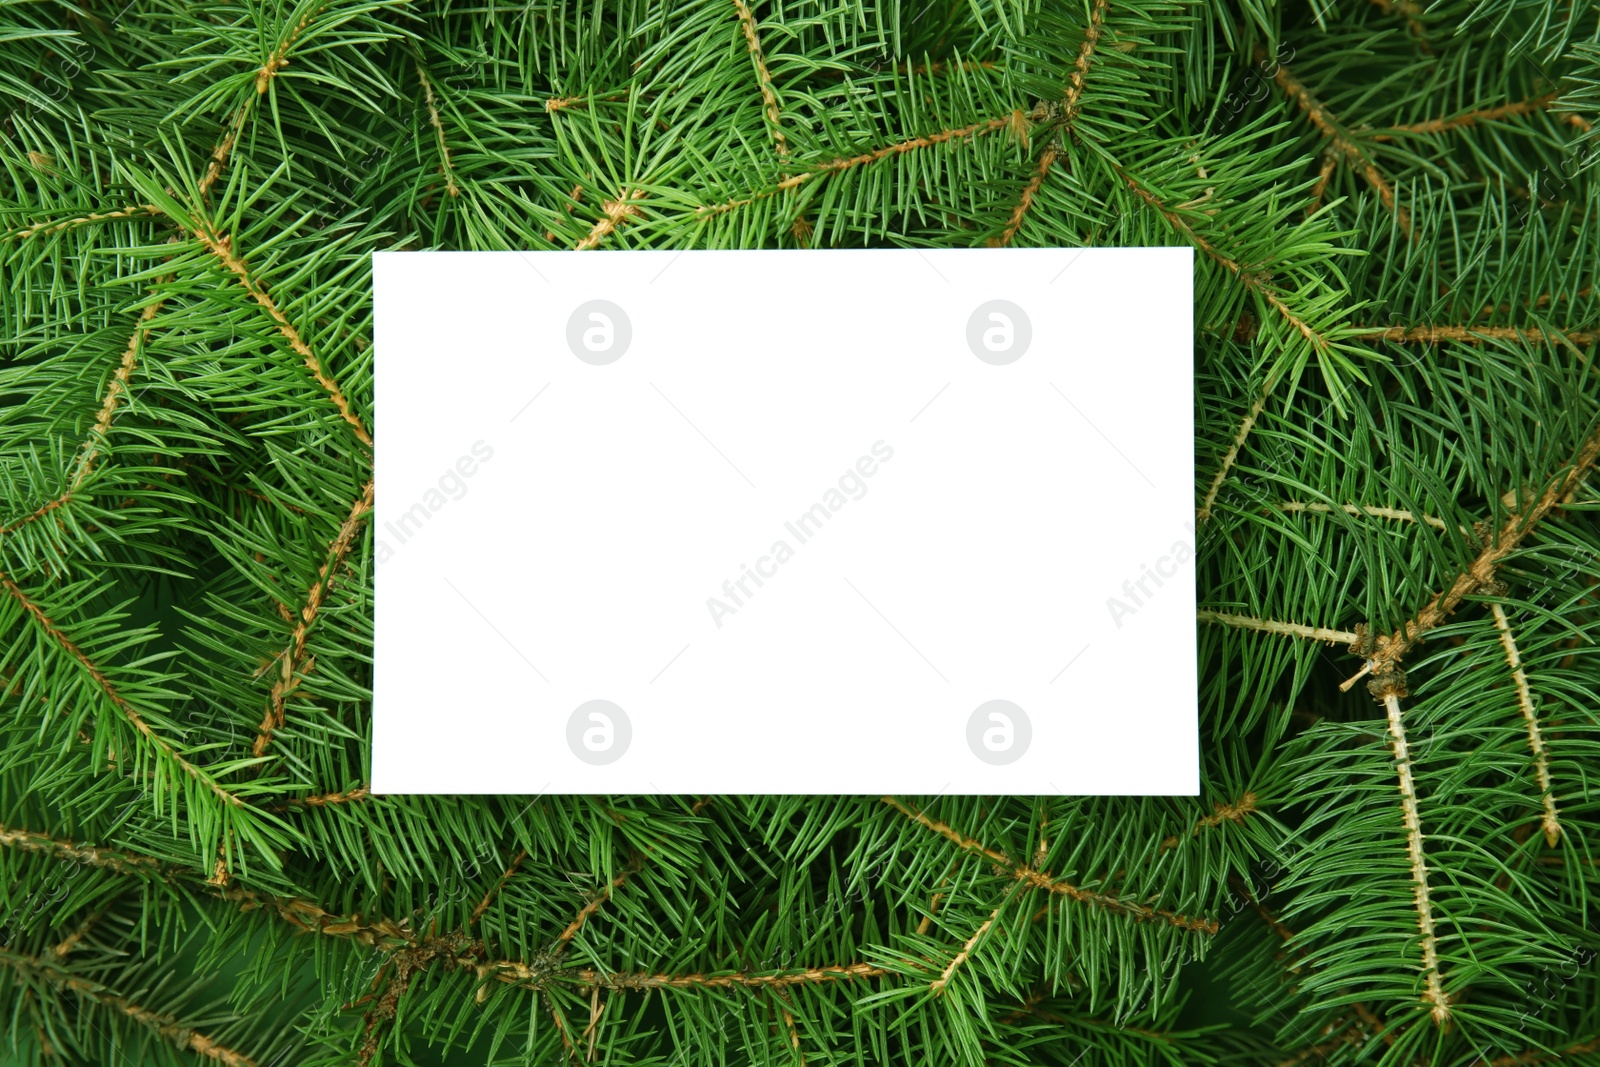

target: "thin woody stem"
[470,848,529,925]
[1375,92,1558,140]
[698,110,1028,217]
[0,574,246,809]
[1197,609,1360,646]
[554,872,628,945]
[930,882,1026,994]
[191,221,372,447]
[574,189,646,250]
[0,824,168,878]
[1269,55,1412,237]
[1118,169,1340,526]
[564,962,886,990]
[280,785,370,807]
[1197,383,1270,525]
[199,6,323,200]
[1350,324,1598,345]
[993,0,1109,247]
[1343,415,1600,687]
[0,945,261,1067]
[252,478,375,759]
[1,204,162,243]
[882,797,1218,934]
[1278,500,1451,530]
[1380,688,1450,1025]
[1490,603,1562,846]
[1159,792,1258,850]
[732,0,788,159]
[413,53,461,198]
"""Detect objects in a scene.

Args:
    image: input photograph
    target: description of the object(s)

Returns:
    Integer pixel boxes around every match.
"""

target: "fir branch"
[470,848,528,925]
[930,882,1027,994]
[1197,383,1270,524]
[565,962,888,990]
[0,823,168,878]
[1489,603,1561,847]
[222,886,413,949]
[1378,685,1450,1026]
[1351,324,1599,345]
[1277,500,1451,530]
[50,902,114,959]
[358,932,470,1067]
[1159,792,1258,850]
[574,189,645,250]
[0,204,162,243]
[1215,317,1600,346]
[553,871,627,946]
[1375,93,1560,140]
[0,292,164,536]
[882,797,1218,934]
[252,477,375,759]
[190,220,374,447]
[993,0,1109,247]
[413,53,461,198]
[0,945,260,1067]
[697,110,1028,217]
[732,0,787,160]
[1269,54,1412,237]
[278,785,369,808]
[0,573,247,809]
[200,4,325,200]
[1344,414,1600,687]
[1197,609,1360,646]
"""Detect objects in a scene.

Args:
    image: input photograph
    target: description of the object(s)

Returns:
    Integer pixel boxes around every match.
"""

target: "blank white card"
[371,249,1197,794]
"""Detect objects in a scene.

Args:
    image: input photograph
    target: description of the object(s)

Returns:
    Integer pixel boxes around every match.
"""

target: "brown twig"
[413,55,461,197]
[191,222,373,446]
[252,478,375,758]
[1375,92,1559,140]
[882,797,1218,934]
[200,5,323,200]
[1342,415,1600,689]
[564,962,886,990]
[1159,792,1258,850]
[1,204,163,244]
[0,945,261,1067]
[0,291,167,537]
[992,0,1109,247]
[1378,684,1450,1025]
[1278,500,1452,530]
[574,189,646,250]
[0,574,246,808]
[1197,609,1360,646]
[732,0,788,159]
[0,824,167,878]
[698,110,1028,217]
[1269,55,1412,237]
[279,785,370,808]
[1490,603,1562,846]
[554,872,628,946]
[470,849,529,925]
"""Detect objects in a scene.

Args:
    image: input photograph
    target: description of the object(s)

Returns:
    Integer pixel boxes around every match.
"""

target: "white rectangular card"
[371,249,1196,794]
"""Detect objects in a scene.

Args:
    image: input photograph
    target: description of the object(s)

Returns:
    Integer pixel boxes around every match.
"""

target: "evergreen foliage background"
[2,0,1599,1063]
